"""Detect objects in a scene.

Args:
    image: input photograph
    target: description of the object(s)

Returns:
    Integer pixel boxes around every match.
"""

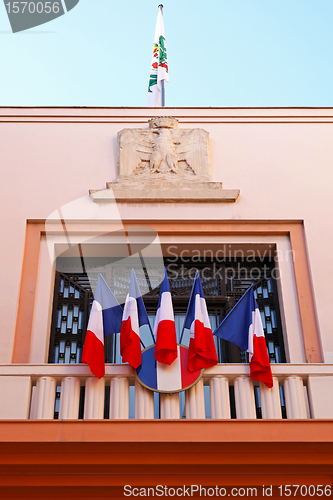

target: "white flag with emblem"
[147,5,169,107]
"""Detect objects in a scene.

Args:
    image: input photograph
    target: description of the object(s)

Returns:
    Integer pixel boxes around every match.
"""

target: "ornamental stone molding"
[90,117,240,203]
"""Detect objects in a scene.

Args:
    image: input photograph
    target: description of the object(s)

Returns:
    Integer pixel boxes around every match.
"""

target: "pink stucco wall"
[0,107,332,363]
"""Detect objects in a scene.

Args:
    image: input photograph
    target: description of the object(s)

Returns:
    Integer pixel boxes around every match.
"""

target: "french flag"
[81,275,123,379]
[153,268,178,365]
[120,269,150,369]
[183,271,218,372]
[137,345,202,393]
[214,286,273,388]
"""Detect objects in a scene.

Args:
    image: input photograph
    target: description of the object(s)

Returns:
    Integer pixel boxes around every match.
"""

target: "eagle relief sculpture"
[117,116,211,181]
[90,116,240,203]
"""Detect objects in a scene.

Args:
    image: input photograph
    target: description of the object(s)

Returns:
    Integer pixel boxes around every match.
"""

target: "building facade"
[0,107,332,499]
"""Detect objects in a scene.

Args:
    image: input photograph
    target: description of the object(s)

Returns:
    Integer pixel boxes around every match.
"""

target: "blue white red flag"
[137,345,202,393]
[183,271,218,372]
[214,286,273,388]
[153,268,178,365]
[82,275,123,379]
[120,269,150,369]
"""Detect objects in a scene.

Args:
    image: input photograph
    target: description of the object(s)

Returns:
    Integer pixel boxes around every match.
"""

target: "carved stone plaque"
[90,117,240,203]
[117,116,211,181]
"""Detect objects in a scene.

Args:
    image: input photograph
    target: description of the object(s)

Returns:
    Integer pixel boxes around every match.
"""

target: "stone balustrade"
[0,364,333,420]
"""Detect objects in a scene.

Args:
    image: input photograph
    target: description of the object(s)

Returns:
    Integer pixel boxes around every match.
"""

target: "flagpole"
[147,317,156,344]
[158,4,166,107]
[179,312,187,345]
[179,271,199,344]
[161,81,165,107]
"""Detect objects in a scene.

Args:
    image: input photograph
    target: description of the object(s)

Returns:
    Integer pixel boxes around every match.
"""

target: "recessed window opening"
[48,246,286,366]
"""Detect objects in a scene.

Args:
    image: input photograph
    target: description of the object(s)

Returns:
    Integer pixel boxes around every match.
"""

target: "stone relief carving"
[117,117,211,181]
[89,116,240,203]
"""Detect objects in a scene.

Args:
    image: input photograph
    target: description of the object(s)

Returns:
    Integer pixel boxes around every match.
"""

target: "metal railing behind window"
[48,258,286,367]
[48,273,92,364]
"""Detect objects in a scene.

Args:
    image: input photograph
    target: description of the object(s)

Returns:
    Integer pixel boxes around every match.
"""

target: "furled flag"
[153,268,178,365]
[82,274,123,379]
[120,269,150,369]
[214,286,273,388]
[147,4,169,107]
[183,271,218,372]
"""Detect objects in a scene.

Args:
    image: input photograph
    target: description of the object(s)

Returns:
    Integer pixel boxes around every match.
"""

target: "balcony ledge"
[0,419,333,444]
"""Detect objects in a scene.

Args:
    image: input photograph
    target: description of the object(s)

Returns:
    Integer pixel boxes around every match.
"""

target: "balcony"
[1,364,333,420]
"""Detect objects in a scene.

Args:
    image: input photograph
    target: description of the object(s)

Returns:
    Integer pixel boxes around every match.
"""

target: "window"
[48,273,92,364]
[48,256,286,365]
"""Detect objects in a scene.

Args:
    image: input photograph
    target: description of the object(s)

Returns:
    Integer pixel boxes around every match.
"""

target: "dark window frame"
[48,256,286,365]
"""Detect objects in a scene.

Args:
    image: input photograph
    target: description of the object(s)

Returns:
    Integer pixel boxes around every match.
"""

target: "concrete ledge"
[90,182,240,203]
[1,419,333,444]
[0,421,332,497]
[1,363,333,378]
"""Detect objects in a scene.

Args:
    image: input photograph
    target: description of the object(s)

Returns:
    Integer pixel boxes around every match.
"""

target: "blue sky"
[1,0,333,107]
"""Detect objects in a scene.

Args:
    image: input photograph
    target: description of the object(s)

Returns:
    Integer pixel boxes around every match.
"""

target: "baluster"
[210,376,231,419]
[110,377,129,419]
[160,393,180,419]
[34,377,56,419]
[84,377,105,419]
[185,379,205,419]
[234,376,256,419]
[284,376,307,419]
[135,381,154,419]
[59,377,80,419]
[260,377,282,419]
